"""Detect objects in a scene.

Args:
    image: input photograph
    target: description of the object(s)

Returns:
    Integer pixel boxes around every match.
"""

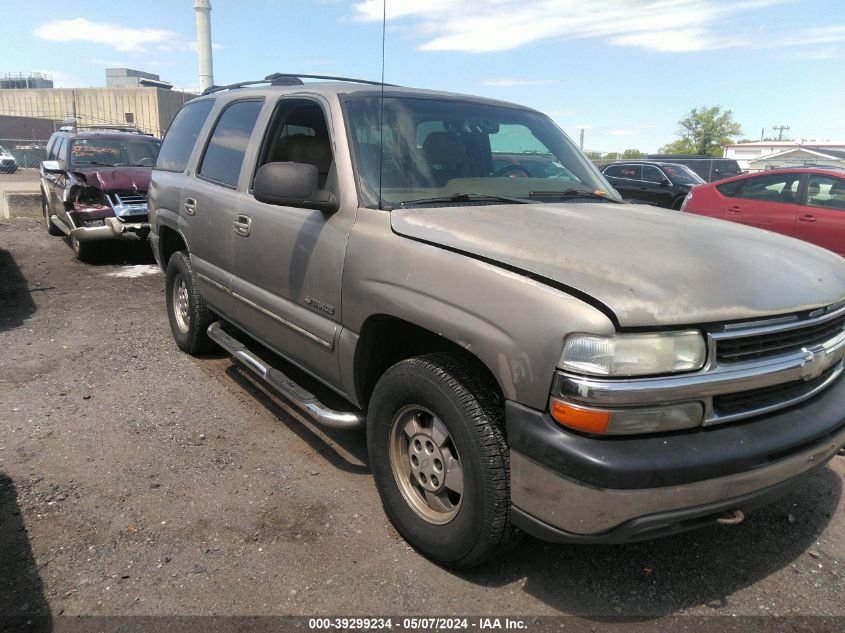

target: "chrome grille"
[712,364,841,418]
[108,192,148,221]
[716,309,845,364]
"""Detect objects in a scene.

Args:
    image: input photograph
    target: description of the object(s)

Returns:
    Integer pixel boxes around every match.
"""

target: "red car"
[681,167,845,257]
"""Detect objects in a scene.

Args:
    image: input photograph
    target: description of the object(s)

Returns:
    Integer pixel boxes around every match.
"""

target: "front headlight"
[560,331,706,377]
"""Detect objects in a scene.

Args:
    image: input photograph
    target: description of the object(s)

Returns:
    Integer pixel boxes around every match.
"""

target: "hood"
[72,166,151,193]
[391,202,845,327]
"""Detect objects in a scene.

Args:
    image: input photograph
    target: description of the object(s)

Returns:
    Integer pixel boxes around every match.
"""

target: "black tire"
[367,353,519,569]
[70,234,95,261]
[43,194,62,236]
[165,251,215,354]
[672,197,686,210]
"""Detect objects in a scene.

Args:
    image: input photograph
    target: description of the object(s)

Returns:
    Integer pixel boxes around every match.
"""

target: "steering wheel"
[492,164,532,178]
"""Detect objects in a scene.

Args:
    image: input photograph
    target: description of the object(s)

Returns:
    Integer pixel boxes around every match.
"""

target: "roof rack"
[202,73,398,95]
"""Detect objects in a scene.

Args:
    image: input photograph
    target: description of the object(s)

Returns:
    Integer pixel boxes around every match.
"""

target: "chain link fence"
[0,138,48,169]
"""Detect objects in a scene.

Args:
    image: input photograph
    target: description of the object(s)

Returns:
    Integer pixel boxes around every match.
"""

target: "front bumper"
[69,217,150,242]
[507,375,845,543]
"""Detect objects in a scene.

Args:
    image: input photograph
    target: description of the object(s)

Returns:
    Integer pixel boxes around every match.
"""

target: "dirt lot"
[0,214,843,627]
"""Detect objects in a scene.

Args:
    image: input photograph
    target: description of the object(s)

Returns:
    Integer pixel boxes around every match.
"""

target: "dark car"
[681,167,845,257]
[601,161,705,209]
[39,129,161,260]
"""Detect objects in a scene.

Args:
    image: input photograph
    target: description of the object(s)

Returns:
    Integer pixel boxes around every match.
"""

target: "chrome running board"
[207,321,364,429]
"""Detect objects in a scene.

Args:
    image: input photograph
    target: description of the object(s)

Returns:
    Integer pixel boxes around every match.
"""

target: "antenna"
[378,0,387,210]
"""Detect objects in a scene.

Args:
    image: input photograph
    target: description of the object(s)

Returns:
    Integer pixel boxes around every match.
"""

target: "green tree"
[621,148,643,158]
[660,106,743,156]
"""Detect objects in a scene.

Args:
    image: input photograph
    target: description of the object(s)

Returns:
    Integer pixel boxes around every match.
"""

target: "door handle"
[727,205,742,213]
[233,214,252,236]
[798,214,817,223]
[184,198,197,216]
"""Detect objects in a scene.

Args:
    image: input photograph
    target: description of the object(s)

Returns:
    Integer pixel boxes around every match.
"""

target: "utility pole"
[194,0,215,92]
[579,128,584,150]
[772,125,790,141]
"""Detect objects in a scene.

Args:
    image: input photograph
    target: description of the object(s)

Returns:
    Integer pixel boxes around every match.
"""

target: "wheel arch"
[159,224,189,268]
[352,314,504,412]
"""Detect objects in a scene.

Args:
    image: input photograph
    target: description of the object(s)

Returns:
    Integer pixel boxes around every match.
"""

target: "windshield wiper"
[398,192,530,208]
[529,188,620,202]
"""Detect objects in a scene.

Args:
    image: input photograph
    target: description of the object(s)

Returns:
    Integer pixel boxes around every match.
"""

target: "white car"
[0,145,17,173]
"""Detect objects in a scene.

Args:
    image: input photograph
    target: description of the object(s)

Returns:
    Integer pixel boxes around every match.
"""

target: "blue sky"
[2,0,843,152]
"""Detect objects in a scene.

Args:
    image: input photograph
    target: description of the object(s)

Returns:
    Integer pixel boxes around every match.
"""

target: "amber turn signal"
[549,398,611,434]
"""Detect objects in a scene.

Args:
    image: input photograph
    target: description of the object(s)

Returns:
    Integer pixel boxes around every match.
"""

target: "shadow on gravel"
[0,474,51,632]
[461,466,842,619]
[225,363,370,475]
[0,247,36,333]
[62,238,155,266]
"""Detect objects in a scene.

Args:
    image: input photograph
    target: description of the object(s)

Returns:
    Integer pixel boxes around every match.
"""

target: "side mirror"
[41,160,63,173]
[253,162,338,213]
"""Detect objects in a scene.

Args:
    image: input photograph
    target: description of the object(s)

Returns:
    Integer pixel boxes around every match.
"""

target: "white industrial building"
[724,141,845,171]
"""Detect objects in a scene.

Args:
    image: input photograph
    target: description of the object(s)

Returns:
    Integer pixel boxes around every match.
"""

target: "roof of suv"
[192,80,537,112]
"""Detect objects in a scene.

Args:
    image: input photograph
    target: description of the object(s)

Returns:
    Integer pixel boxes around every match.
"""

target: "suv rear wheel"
[367,353,518,569]
[165,251,214,354]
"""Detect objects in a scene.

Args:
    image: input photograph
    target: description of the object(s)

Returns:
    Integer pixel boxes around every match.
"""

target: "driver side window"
[255,99,335,191]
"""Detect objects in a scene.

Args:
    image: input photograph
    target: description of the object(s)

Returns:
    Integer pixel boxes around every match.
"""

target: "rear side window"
[738,173,801,203]
[199,100,263,188]
[603,165,622,178]
[642,165,664,182]
[716,180,744,198]
[618,165,642,179]
[56,137,67,164]
[155,100,214,172]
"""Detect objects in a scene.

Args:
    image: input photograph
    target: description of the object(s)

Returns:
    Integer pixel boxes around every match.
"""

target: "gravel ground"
[0,215,843,627]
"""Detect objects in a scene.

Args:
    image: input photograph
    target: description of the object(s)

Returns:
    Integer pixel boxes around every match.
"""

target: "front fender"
[342,208,614,409]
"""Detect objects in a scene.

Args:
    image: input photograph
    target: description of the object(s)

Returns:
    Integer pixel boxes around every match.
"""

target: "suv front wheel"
[43,194,63,236]
[165,251,215,354]
[367,354,519,569]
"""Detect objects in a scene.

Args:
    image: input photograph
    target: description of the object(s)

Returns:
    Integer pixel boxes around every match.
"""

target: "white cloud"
[33,18,188,53]
[352,0,828,54]
[480,78,557,86]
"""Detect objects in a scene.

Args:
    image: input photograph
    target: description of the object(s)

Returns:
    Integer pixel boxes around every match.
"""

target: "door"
[44,136,67,222]
[721,172,803,237]
[640,165,672,207]
[187,98,264,320]
[793,174,845,256]
[603,164,642,201]
[231,97,355,384]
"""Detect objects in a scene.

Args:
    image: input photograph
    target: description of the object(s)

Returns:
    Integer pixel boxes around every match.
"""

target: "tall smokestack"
[194,0,214,92]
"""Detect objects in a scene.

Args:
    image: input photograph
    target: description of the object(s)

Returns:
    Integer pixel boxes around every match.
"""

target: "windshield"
[70,138,161,168]
[662,164,705,185]
[344,96,619,208]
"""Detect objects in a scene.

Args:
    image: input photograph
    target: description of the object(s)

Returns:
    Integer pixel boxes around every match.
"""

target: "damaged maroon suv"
[39,130,161,260]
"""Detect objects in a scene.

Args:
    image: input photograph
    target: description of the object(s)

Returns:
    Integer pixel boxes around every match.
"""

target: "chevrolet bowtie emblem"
[799,348,825,381]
